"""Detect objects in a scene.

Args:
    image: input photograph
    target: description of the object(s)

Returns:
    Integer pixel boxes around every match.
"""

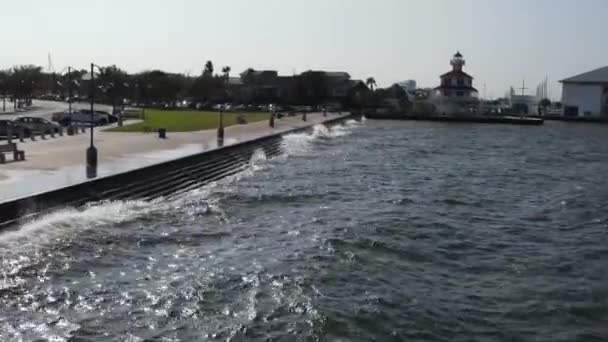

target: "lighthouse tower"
[450,51,465,72]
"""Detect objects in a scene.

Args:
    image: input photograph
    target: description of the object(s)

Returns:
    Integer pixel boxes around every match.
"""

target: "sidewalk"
[0,113,349,202]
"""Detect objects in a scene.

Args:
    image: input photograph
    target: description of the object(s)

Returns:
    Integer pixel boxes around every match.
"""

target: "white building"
[509,89,539,115]
[560,66,608,117]
[398,80,417,92]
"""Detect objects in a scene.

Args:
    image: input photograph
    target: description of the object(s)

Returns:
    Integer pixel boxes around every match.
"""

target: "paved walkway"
[0,100,113,120]
[0,112,348,202]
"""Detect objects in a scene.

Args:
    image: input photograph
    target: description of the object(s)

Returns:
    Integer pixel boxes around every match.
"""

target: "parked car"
[13,117,61,134]
[0,120,31,138]
[60,110,114,126]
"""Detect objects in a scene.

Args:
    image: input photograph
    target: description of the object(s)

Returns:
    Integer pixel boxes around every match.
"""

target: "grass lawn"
[108,110,271,132]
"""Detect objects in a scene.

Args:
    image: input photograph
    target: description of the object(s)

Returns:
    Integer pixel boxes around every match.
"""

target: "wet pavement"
[0,113,349,203]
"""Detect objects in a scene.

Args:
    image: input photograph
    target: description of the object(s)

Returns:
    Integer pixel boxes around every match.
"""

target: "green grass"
[107,110,271,132]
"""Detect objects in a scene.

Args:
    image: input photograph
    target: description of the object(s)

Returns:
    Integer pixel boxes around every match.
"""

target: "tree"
[539,98,551,114]
[97,65,129,112]
[135,70,184,106]
[0,70,9,112]
[10,65,44,106]
[203,61,214,77]
[222,66,231,82]
[366,77,377,92]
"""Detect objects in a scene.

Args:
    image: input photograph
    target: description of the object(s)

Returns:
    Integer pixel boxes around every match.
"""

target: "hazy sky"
[2,0,607,99]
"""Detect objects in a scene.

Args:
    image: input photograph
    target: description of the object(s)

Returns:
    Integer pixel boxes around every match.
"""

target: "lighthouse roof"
[454,51,463,58]
[440,70,473,79]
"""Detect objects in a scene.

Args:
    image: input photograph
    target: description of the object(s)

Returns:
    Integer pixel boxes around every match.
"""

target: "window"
[456,91,464,97]
[443,78,451,86]
[457,78,464,86]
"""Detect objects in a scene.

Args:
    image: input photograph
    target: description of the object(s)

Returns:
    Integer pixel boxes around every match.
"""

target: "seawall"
[0,114,351,229]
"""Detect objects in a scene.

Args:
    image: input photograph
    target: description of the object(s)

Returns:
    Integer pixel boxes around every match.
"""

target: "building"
[398,80,417,92]
[510,95,539,115]
[560,66,608,117]
[238,69,283,103]
[433,52,479,115]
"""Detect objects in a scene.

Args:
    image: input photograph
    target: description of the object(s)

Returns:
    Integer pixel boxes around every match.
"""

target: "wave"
[0,118,361,247]
[0,149,271,250]
[0,199,156,249]
[281,121,361,156]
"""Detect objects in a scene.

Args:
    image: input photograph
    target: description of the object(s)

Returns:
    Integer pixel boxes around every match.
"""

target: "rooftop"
[440,70,474,79]
[560,66,608,83]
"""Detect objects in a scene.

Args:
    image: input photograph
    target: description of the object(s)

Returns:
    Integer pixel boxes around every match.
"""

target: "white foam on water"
[1,118,362,245]
[281,121,360,156]
[281,131,316,156]
[0,199,156,249]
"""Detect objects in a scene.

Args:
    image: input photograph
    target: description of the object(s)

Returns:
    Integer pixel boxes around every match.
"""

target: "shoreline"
[364,113,544,125]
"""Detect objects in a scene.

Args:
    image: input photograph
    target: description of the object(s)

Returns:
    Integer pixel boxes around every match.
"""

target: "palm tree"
[222,66,231,82]
[366,77,377,92]
[203,60,214,77]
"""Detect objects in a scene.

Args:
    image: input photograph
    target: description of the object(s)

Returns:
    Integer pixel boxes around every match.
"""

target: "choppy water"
[1,120,607,341]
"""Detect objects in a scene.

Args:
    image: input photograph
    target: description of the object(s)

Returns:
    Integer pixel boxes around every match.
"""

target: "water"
[1,119,607,341]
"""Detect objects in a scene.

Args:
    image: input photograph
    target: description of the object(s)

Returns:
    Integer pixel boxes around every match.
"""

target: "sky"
[1,0,607,100]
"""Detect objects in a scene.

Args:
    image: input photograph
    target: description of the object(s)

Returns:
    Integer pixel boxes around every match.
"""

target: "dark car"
[64,110,115,126]
[0,120,31,139]
[13,117,61,134]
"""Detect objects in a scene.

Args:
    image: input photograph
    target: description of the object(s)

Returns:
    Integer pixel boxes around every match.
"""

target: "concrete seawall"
[0,114,352,228]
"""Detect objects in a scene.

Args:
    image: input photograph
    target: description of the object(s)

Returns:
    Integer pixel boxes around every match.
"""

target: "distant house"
[560,66,608,117]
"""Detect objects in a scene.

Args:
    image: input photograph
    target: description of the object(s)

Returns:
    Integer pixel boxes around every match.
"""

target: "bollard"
[19,127,24,142]
[158,128,167,139]
[41,129,46,140]
[31,131,36,141]
[302,112,307,122]
[217,127,224,147]
[81,125,86,134]
[7,127,12,144]
[67,126,74,136]
[269,114,275,128]
[59,126,64,137]
[50,128,55,138]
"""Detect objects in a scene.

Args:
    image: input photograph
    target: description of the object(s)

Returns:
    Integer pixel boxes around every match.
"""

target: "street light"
[0,80,5,113]
[269,104,275,128]
[217,103,224,147]
[58,66,80,135]
[81,63,104,178]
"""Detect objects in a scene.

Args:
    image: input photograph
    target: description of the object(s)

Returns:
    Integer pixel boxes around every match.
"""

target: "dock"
[365,114,544,125]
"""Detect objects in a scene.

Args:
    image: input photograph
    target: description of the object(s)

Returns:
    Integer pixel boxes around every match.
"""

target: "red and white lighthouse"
[434,52,479,115]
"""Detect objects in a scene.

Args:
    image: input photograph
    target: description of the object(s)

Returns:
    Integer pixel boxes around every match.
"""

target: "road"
[0,100,113,121]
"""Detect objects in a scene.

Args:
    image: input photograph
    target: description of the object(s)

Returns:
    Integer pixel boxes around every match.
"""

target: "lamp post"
[217,104,224,147]
[0,80,5,113]
[269,104,275,128]
[61,66,78,134]
[84,63,104,178]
